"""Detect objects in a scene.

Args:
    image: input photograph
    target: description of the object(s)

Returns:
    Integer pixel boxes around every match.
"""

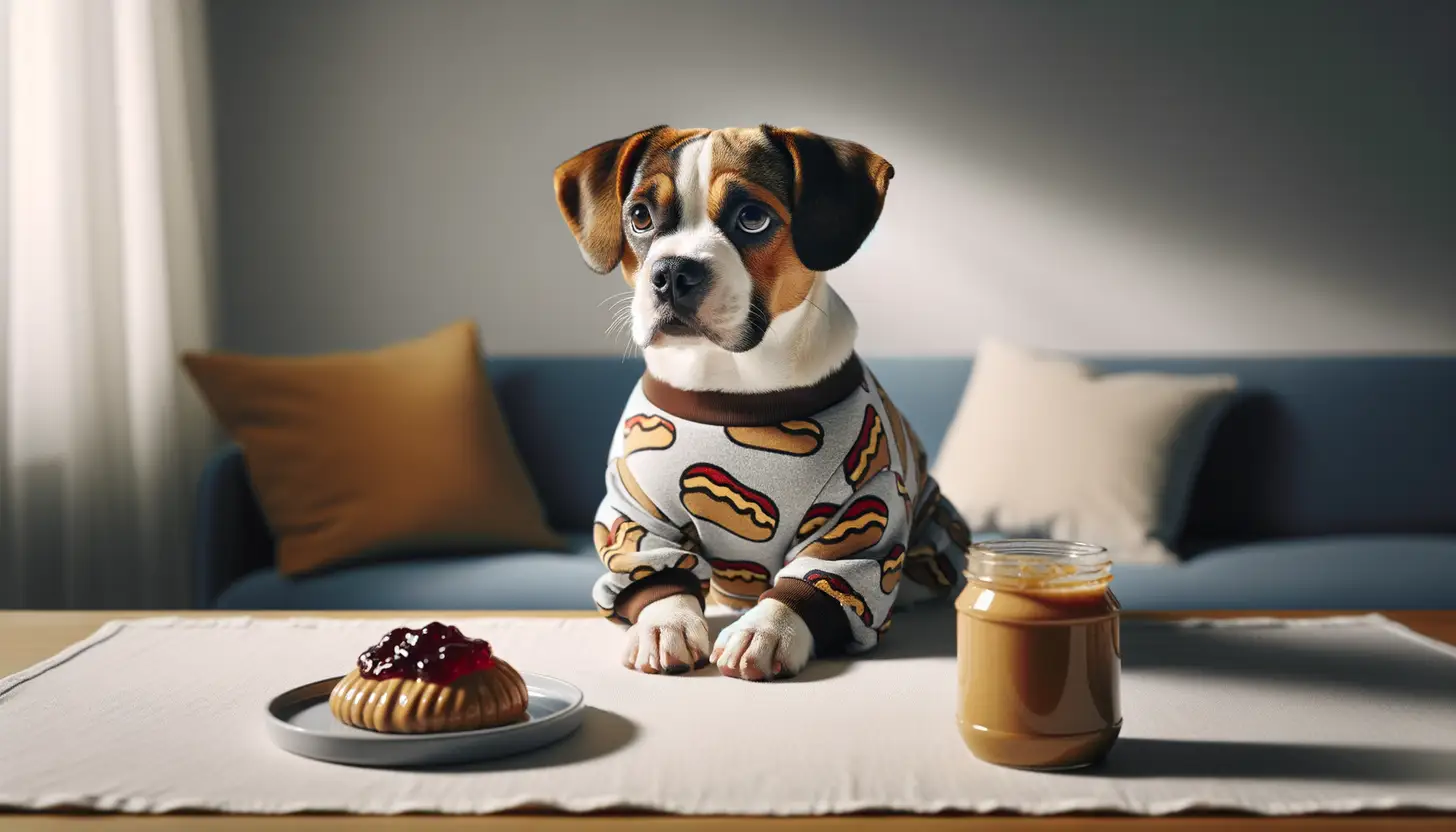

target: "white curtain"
[2,0,216,609]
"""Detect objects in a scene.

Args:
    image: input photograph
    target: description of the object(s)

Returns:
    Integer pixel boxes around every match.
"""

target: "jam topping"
[357,622,496,685]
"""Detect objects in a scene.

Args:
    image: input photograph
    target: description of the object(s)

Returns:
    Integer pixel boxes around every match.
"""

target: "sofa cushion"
[932,338,1237,564]
[184,321,564,577]
[215,534,602,611]
[1107,535,1456,610]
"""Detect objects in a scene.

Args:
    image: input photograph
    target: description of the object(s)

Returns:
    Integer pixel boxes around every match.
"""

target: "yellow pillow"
[182,320,564,576]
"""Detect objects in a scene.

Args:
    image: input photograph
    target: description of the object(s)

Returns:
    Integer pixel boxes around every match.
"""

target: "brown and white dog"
[554,126,912,680]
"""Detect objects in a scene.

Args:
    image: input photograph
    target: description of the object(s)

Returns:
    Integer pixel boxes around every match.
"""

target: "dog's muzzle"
[650,256,711,333]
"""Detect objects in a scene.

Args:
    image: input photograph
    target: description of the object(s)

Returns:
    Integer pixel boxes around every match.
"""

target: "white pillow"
[932,338,1237,565]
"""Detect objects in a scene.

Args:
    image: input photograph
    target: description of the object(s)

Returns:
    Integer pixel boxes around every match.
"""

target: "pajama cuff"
[761,577,852,656]
[614,568,705,624]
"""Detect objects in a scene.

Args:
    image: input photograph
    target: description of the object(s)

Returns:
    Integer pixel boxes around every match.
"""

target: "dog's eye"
[628,204,653,234]
[736,204,771,234]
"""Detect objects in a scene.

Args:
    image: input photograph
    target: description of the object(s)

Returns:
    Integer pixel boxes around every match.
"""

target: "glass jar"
[956,539,1121,770]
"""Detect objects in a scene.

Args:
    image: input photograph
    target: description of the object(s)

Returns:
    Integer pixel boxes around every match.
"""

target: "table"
[2,609,1453,831]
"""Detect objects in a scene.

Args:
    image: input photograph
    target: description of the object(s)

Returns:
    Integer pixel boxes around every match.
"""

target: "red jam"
[356,622,496,685]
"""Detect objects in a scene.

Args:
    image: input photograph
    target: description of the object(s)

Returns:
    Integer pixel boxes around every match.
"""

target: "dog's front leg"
[710,599,814,681]
[623,594,712,675]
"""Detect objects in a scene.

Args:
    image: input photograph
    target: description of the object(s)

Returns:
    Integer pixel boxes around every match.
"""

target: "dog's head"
[553,126,893,352]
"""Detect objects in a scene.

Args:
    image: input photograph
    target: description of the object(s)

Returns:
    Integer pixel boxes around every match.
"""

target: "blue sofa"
[196,356,1456,611]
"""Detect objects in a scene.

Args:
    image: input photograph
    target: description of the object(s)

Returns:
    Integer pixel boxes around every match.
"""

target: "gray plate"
[264,673,585,768]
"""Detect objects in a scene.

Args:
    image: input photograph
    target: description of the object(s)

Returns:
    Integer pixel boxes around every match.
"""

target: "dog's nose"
[650,257,709,312]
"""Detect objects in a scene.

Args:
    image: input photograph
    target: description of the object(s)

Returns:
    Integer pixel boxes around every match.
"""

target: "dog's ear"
[553,127,662,274]
[762,126,894,273]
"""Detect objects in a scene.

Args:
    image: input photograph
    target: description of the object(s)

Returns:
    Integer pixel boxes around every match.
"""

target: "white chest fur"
[643,275,858,393]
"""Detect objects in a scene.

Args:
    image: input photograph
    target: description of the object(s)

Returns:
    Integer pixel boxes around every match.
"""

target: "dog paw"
[710,598,813,681]
[622,594,711,675]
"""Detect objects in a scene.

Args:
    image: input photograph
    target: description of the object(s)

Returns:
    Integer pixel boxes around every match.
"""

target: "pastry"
[329,622,528,734]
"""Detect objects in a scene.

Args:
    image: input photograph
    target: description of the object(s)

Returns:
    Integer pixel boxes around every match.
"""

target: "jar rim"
[964,539,1111,589]
[970,538,1109,562]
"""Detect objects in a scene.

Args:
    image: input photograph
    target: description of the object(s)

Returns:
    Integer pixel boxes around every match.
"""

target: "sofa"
[196,356,1456,611]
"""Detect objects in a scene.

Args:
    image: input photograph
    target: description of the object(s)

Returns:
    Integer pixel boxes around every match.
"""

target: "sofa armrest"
[192,445,275,607]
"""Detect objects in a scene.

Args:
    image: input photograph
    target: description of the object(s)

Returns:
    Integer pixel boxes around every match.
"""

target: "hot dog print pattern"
[843,404,891,487]
[903,544,957,594]
[802,569,873,627]
[707,557,772,600]
[894,473,912,522]
[622,414,676,455]
[795,502,839,543]
[724,419,824,456]
[593,516,699,580]
[589,355,969,655]
[593,516,646,565]
[679,463,779,542]
[801,496,889,560]
[614,457,668,521]
[881,544,906,594]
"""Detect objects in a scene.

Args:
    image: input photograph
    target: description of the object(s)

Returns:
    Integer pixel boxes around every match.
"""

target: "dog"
[553,126,969,681]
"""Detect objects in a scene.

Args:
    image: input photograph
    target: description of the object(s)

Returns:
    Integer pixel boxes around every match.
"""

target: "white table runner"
[3,611,1456,816]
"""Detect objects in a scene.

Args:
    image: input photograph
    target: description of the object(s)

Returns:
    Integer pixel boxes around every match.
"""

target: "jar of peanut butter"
[956,539,1121,770]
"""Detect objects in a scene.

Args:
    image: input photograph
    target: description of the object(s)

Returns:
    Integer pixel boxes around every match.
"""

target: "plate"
[264,673,585,767]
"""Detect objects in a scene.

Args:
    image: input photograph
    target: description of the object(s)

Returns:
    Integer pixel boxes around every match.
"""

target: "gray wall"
[208,0,1455,358]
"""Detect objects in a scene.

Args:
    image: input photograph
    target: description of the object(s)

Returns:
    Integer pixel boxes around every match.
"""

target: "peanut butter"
[956,541,1121,770]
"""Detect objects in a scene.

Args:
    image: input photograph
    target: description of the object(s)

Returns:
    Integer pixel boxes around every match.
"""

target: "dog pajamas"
[591,356,970,655]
